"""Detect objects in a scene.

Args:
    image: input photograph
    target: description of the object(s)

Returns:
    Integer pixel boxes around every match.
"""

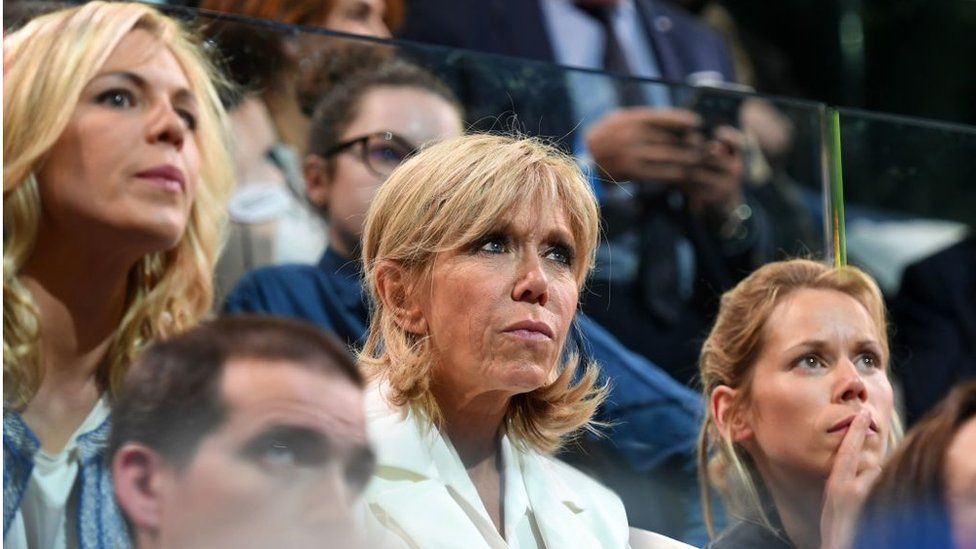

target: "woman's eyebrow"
[783,339,829,354]
[546,227,576,246]
[90,70,145,88]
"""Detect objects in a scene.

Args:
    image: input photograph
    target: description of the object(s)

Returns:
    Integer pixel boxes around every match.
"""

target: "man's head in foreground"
[110,315,373,549]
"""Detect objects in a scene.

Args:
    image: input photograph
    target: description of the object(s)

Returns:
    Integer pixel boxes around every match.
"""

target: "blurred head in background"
[198,0,403,38]
[304,60,464,258]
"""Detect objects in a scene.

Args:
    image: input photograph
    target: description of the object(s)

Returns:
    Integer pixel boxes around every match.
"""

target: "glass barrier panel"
[835,109,976,295]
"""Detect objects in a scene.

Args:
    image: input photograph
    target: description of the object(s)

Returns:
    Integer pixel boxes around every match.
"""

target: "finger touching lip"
[828,413,880,435]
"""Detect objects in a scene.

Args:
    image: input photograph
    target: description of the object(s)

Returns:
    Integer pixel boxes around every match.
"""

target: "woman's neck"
[433,384,508,466]
[18,234,133,452]
[760,464,825,549]
[21,234,133,383]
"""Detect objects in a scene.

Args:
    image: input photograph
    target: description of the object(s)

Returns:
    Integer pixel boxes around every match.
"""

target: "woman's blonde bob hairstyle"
[360,133,606,453]
[3,2,234,409]
[697,259,903,538]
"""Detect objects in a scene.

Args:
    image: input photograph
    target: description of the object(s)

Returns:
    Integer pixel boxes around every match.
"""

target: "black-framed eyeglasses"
[321,131,418,178]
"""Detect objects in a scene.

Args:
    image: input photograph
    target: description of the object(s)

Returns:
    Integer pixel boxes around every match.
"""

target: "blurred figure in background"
[199,3,401,293]
[223,59,464,346]
[199,0,401,38]
[110,316,373,549]
[891,235,976,425]
[3,3,232,547]
[199,0,402,155]
[699,259,901,548]
[854,380,976,549]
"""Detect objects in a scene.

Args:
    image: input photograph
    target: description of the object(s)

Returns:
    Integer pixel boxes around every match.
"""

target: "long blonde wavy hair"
[3,2,234,410]
[360,133,607,454]
[697,259,904,538]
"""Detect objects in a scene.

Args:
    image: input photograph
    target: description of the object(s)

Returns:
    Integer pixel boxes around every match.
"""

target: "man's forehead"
[217,358,365,431]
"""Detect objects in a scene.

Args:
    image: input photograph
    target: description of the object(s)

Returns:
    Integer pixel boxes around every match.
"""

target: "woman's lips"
[136,165,185,193]
[503,320,554,341]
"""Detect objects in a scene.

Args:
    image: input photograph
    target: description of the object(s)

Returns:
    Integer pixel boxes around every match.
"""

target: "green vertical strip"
[827,108,848,266]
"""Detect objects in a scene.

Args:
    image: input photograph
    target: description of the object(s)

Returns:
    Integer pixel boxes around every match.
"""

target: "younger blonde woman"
[698,259,901,549]
[3,3,233,546]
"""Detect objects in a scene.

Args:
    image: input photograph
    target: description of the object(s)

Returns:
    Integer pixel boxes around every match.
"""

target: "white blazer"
[359,384,631,548]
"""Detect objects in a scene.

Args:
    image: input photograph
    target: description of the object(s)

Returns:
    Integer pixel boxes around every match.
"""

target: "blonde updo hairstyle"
[360,133,606,453]
[697,259,903,537]
[3,2,234,409]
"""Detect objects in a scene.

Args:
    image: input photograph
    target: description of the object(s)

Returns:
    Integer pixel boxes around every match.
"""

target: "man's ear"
[374,260,427,335]
[112,443,171,534]
[304,154,332,210]
[711,385,754,443]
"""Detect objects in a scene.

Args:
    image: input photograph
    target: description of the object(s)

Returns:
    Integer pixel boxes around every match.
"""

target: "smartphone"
[687,87,744,138]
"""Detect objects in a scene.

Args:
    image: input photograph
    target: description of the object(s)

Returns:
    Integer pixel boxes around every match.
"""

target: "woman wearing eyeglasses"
[223,60,464,348]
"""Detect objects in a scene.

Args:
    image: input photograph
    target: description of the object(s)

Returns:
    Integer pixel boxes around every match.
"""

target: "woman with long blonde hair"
[698,259,901,549]
[3,3,233,547]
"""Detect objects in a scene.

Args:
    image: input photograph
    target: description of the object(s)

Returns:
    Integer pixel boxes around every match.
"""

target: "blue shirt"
[224,247,369,350]
[224,247,702,470]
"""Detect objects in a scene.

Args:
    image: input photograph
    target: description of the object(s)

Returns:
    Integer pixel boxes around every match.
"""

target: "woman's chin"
[500,363,551,394]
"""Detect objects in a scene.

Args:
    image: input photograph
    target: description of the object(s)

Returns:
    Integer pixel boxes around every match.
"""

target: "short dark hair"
[108,315,362,468]
[306,59,462,162]
[854,380,976,548]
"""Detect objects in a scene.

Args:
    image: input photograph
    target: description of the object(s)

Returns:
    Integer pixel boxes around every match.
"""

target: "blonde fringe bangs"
[3,2,233,409]
[360,134,605,453]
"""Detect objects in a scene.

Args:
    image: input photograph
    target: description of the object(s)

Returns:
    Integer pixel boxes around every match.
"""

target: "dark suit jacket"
[891,236,976,424]
[399,0,733,80]
[397,0,735,145]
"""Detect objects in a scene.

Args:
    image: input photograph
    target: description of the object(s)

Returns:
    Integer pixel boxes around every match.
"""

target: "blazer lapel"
[369,480,504,549]
[519,451,602,549]
[365,385,506,548]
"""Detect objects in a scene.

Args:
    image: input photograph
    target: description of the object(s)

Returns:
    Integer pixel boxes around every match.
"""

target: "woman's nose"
[512,253,549,306]
[146,102,186,151]
[832,359,868,403]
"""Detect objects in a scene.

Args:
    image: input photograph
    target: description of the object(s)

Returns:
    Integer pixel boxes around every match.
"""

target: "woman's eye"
[544,244,574,266]
[96,89,135,108]
[794,354,825,369]
[855,353,881,370]
[476,234,508,254]
[177,109,197,131]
